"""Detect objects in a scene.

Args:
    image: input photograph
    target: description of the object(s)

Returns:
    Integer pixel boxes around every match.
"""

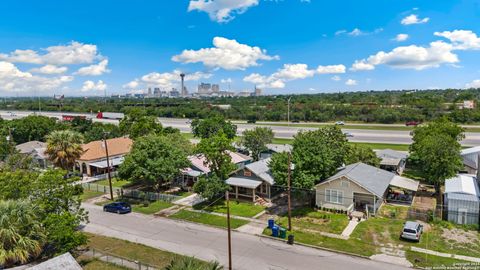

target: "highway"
[83,203,409,270]
[1,110,480,146]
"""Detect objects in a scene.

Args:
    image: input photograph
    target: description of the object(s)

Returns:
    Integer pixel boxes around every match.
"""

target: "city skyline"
[1,0,480,96]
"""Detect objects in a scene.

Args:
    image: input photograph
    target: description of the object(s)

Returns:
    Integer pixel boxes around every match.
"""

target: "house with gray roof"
[27,253,82,270]
[259,144,292,160]
[315,162,419,215]
[375,149,408,175]
[460,146,480,174]
[225,157,274,202]
[15,141,49,168]
[444,174,480,225]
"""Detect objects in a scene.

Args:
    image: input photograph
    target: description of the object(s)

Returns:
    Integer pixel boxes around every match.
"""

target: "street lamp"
[287,152,293,231]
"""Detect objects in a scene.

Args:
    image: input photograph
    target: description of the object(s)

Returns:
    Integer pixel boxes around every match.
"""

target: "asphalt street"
[2,110,480,146]
[83,204,409,270]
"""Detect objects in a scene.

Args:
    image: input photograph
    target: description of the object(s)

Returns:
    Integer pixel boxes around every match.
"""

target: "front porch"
[226,177,271,202]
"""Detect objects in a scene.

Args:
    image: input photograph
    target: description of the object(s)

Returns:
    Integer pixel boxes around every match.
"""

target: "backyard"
[95,178,131,188]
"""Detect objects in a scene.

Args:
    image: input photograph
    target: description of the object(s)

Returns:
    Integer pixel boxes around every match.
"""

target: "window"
[244,170,252,177]
[325,189,343,204]
[341,181,349,188]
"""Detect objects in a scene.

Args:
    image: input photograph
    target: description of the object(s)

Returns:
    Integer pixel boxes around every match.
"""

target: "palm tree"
[165,256,223,270]
[45,130,84,170]
[0,200,46,268]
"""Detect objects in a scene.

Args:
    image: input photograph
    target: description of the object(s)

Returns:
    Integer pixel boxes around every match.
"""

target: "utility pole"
[287,97,291,125]
[226,191,232,270]
[103,132,114,200]
[287,152,292,231]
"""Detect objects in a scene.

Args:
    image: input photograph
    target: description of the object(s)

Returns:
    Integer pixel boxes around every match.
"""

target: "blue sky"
[0,0,479,96]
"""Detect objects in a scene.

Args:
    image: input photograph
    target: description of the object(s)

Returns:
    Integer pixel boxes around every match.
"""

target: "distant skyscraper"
[212,84,220,93]
[254,87,262,96]
[180,73,188,97]
[154,87,160,97]
[198,83,211,94]
[148,88,152,96]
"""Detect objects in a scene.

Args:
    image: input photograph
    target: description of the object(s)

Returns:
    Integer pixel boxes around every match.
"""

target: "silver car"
[401,221,423,242]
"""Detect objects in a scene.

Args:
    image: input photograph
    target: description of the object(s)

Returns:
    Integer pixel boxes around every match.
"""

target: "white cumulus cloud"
[351,41,458,71]
[0,61,72,92]
[81,80,107,92]
[401,14,429,25]
[434,30,480,50]
[331,75,341,81]
[395,34,409,42]
[345,79,357,86]
[30,64,68,74]
[188,0,259,23]
[75,59,110,76]
[0,41,101,65]
[172,37,278,70]
[465,79,480,89]
[221,78,233,83]
[127,70,212,90]
[316,65,346,74]
[123,80,140,89]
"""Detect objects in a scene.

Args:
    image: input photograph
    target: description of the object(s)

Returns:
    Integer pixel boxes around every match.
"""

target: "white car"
[335,121,345,125]
[400,221,423,242]
[344,132,353,137]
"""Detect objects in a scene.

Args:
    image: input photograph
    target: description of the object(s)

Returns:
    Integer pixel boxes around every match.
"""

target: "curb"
[257,233,371,260]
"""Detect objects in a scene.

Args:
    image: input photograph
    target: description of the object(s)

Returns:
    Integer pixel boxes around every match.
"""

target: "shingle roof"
[245,157,274,185]
[266,144,292,153]
[78,137,133,161]
[15,141,47,154]
[375,149,408,160]
[319,162,395,198]
[28,253,82,270]
[461,146,480,156]
[188,151,252,174]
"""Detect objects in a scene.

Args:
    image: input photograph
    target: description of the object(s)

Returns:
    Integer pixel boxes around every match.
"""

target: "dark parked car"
[405,121,421,126]
[103,202,131,214]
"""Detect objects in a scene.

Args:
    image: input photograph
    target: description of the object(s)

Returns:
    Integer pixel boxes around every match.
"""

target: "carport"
[387,176,420,205]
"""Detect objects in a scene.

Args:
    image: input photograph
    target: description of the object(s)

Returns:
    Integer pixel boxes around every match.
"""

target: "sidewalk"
[411,246,480,263]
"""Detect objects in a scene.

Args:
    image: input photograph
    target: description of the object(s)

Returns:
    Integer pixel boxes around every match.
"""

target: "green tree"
[410,119,464,193]
[191,115,237,139]
[165,256,223,270]
[31,169,88,256]
[9,115,61,144]
[83,122,123,142]
[345,144,380,167]
[192,175,229,201]
[45,130,84,170]
[195,133,235,180]
[0,200,46,268]
[242,127,274,161]
[0,170,38,200]
[268,152,290,186]
[292,127,349,188]
[119,135,191,192]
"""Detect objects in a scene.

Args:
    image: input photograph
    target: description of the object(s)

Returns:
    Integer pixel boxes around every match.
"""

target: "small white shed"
[444,174,480,225]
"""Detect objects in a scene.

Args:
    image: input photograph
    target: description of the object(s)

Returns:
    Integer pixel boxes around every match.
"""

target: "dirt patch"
[300,217,329,225]
[413,196,436,210]
[441,228,479,245]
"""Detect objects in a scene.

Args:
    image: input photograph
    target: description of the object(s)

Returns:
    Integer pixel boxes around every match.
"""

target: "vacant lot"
[95,178,131,188]
[274,207,349,234]
[194,199,265,218]
[170,209,249,229]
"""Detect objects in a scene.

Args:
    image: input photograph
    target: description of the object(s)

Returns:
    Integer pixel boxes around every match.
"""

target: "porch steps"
[255,196,272,207]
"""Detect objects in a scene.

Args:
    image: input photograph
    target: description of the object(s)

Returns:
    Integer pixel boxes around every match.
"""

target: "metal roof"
[318,163,396,198]
[445,174,480,197]
[446,192,479,202]
[390,175,419,191]
[461,146,480,156]
[380,157,402,166]
[266,144,292,153]
[89,156,124,168]
[226,177,262,189]
[15,141,47,154]
[245,158,275,185]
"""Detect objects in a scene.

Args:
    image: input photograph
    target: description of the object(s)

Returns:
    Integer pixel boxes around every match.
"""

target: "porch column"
[86,163,92,176]
[252,188,256,202]
[373,195,377,216]
[235,186,238,199]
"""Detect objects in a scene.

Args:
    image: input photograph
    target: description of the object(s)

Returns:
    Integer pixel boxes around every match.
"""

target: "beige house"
[76,137,133,176]
[315,162,419,215]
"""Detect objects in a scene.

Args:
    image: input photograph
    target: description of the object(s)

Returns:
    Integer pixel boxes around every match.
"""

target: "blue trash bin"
[272,225,279,237]
[268,219,275,229]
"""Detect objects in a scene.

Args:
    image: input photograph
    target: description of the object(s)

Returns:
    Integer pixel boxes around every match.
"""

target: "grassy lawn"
[95,178,131,188]
[84,233,210,269]
[80,259,129,270]
[79,190,104,202]
[405,250,471,269]
[274,207,349,234]
[194,199,265,218]
[182,132,410,151]
[170,209,249,229]
[132,200,173,215]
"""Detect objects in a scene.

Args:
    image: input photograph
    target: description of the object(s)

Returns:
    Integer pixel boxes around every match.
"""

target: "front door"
[457,208,468,224]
